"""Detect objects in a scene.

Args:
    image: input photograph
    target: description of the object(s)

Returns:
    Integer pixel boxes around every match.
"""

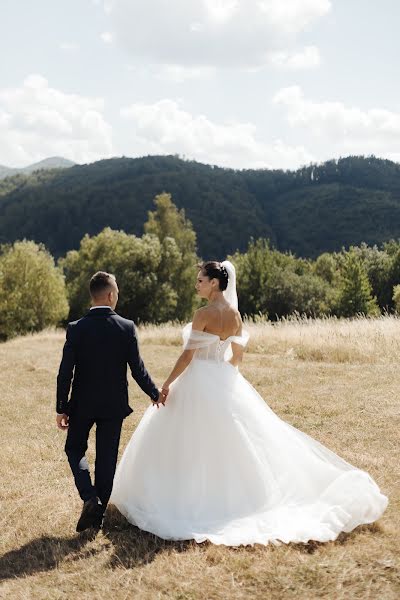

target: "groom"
[56,271,164,532]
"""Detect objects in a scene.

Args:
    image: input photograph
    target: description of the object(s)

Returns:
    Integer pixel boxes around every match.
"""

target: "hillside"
[0,156,74,180]
[0,155,400,258]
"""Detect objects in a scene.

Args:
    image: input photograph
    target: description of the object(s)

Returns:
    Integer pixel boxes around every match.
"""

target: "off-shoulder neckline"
[184,323,247,343]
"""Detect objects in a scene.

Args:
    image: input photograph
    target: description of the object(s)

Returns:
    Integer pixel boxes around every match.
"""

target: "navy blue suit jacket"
[56,308,159,419]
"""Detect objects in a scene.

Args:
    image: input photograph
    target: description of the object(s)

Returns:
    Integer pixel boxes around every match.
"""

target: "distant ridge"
[0,157,75,180]
[0,154,400,259]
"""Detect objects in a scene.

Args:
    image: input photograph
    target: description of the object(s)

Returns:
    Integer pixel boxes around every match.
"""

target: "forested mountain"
[0,156,74,180]
[0,154,399,258]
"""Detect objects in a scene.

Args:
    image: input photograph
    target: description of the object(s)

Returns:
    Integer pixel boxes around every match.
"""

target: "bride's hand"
[161,383,170,399]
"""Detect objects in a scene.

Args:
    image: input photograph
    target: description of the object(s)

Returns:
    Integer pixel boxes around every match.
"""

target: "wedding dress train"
[110,323,388,546]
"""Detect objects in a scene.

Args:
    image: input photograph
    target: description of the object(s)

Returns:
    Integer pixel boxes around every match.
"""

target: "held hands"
[152,386,169,409]
[56,413,69,430]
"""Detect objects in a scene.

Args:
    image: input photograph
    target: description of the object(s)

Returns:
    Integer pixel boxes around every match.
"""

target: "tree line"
[1,154,400,260]
[1,193,400,340]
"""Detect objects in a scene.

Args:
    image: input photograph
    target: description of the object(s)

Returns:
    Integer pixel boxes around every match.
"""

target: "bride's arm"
[161,349,195,396]
[229,342,244,367]
[229,316,244,367]
[161,310,207,397]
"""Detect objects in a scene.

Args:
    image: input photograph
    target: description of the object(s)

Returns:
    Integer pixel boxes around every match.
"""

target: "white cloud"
[267,46,321,70]
[157,64,217,83]
[125,63,216,82]
[59,42,80,52]
[101,0,330,69]
[100,31,114,44]
[274,85,400,159]
[0,75,114,166]
[258,0,331,34]
[203,0,239,24]
[120,98,313,169]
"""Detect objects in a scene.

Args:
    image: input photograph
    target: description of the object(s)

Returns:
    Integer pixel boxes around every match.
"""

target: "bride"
[110,260,388,545]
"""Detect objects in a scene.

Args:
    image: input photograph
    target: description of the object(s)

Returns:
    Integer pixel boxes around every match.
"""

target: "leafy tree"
[386,246,400,308]
[336,250,379,317]
[393,285,400,313]
[60,227,179,323]
[233,239,332,319]
[351,243,393,310]
[144,193,198,320]
[0,240,68,340]
[265,269,333,318]
[232,239,275,317]
[314,252,338,284]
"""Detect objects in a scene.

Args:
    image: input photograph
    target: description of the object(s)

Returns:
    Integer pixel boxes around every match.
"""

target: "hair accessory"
[220,264,229,280]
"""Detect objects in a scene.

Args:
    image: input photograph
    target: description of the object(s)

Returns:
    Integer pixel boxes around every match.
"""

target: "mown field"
[0,317,399,599]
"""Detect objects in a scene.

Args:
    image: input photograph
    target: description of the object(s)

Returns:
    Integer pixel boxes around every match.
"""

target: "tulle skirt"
[110,359,388,546]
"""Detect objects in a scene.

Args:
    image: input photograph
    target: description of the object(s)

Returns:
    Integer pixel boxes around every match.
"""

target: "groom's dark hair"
[89,271,116,298]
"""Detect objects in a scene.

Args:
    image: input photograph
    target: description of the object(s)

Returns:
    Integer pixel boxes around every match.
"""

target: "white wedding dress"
[110,265,388,546]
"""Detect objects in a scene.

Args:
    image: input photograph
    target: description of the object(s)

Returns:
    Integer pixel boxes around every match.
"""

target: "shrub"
[0,240,69,340]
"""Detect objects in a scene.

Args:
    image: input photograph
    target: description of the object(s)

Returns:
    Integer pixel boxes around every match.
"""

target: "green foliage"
[2,155,400,260]
[144,193,198,320]
[392,285,400,313]
[3,161,400,327]
[61,194,199,323]
[232,238,400,319]
[232,239,332,319]
[0,240,69,340]
[314,252,338,285]
[350,243,393,310]
[3,231,400,331]
[336,250,379,317]
[60,227,184,323]
[387,246,400,303]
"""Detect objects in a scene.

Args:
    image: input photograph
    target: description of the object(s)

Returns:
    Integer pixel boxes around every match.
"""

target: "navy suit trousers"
[65,415,123,507]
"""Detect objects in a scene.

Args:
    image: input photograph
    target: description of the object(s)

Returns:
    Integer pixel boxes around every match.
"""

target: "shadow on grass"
[290,521,385,555]
[102,505,195,569]
[102,506,385,566]
[0,508,194,582]
[0,512,384,581]
[0,529,98,582]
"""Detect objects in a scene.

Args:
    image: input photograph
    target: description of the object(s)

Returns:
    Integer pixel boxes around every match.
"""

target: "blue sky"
[0,0,399,169]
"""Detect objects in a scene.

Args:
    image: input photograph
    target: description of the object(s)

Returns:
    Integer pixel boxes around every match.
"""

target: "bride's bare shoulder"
[192,307,209,330]
[232,309,243,332]
[192,304,242,335]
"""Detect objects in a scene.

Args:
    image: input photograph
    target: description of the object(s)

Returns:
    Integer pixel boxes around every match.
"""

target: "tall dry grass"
[245,314,400,363]
[0,317,399,599]
[139,314,400,362]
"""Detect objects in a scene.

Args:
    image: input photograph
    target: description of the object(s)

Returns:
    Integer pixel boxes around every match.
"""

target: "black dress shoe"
[92,514,104,531]
[76,497,104,532]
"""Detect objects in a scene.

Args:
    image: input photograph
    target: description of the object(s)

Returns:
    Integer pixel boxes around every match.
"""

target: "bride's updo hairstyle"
[198,261,229,291]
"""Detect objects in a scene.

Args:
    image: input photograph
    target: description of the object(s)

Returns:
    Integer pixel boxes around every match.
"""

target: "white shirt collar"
[90,306,112,310]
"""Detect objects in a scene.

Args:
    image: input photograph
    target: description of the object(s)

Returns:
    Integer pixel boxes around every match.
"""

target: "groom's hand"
[152,390,166,409]
[56,413,69,430]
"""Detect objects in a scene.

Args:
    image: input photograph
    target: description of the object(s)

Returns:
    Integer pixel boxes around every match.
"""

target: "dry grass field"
[0,317,399,599]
